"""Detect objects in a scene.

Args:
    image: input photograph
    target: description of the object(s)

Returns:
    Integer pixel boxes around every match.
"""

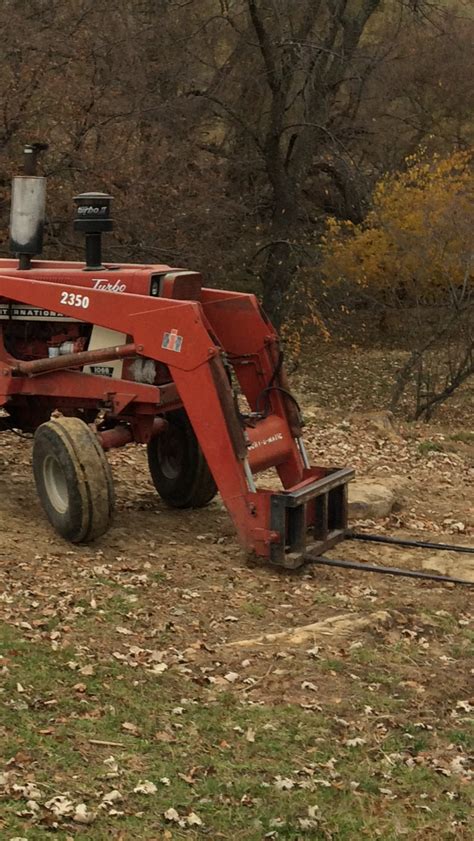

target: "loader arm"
[0,271,353,565]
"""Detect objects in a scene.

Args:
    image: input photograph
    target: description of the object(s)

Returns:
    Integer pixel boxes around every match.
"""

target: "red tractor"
[0,145,352,567]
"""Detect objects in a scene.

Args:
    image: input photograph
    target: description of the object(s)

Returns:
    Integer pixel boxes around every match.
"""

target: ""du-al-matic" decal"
[248,433,284,450]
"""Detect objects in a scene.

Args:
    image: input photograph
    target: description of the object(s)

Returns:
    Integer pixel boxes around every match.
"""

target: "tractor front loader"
[0,146,353,567]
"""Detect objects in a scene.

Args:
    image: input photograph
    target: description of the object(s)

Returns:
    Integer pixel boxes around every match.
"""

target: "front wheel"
[147,410,217,508]
[33,416,115,542]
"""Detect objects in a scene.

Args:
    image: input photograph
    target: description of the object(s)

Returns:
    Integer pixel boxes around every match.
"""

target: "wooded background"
[0,0,472,414]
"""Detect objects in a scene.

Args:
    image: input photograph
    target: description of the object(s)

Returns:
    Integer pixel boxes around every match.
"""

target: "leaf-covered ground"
[0,346,472,840]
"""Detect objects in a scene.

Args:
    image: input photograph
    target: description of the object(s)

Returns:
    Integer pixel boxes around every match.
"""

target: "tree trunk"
[260,144,300,327]
[261,213,298,327]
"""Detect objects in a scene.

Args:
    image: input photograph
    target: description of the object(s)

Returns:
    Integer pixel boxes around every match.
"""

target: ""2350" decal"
[60,291,90,309]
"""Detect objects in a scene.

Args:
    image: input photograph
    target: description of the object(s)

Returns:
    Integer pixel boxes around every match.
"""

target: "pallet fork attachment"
[305,554,474,586]
[268,467,354,567]
[306,528,474,586]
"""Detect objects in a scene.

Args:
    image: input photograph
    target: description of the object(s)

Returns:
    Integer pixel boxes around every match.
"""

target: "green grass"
[448,730,474,750]
[1,625,472,840]
[418,440,445,455]
[448,431,474,444]
[242,601,266,618]
[320,657,345,673]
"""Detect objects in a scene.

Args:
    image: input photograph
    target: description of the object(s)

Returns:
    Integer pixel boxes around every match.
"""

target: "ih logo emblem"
[162,328,183,352]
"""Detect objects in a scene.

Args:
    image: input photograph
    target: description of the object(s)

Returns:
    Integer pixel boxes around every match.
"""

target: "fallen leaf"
[274,776,295,790]
[121,721,140,735]
[44,795,74,817]
[149,662,168,674]
[133,780,157,795]
[224,672,240,683]
[246,727,256,743]
[301,681,317,692]
[101,789,123,804]
[164,807,180,822]
[103,756,119,775]
[186,812,203,826]
[154,730,175,743]
[73,803,95,824]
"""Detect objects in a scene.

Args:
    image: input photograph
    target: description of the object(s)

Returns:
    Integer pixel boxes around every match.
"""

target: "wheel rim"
[157,427,184,480]
[43,454,69,514]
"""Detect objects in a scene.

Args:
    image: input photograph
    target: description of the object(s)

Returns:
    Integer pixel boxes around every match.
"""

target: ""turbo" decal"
[92,279,127,293]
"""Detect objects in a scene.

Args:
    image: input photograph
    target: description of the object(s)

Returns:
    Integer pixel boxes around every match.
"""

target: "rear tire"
[147,410,217,508]
[33,417,115,542]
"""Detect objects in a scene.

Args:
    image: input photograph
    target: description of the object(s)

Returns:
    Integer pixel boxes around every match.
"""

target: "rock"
[349,480,396,519]
[350,410,401,441]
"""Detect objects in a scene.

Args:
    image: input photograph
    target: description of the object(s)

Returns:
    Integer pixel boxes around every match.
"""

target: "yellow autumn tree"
[321,150,473,419]
[321,149,473,305]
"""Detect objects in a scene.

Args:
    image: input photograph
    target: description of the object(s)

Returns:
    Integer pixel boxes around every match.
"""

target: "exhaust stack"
[10,143,48,270]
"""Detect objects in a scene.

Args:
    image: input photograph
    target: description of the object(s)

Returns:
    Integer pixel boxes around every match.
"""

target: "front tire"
[147,410,217,508]
[33,417,115,542]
